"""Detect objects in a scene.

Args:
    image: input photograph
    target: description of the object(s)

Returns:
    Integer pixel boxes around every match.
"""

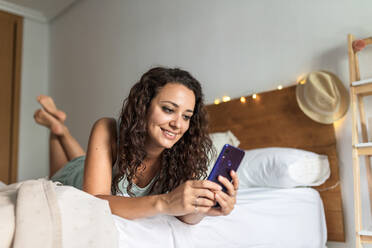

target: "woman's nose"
[170,115,182,129]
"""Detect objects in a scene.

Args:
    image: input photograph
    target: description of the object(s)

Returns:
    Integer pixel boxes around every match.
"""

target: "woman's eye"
[183,115,192,121]
[162,106,173,113]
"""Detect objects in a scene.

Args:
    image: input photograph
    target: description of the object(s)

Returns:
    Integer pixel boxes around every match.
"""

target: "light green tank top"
[116,174,158,197]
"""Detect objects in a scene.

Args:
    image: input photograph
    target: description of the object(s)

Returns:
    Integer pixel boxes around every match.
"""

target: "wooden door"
[0,10,22,184]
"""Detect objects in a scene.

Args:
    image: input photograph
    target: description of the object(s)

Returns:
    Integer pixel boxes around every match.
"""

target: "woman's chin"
[162,142,175,149]
[159,139,179,149]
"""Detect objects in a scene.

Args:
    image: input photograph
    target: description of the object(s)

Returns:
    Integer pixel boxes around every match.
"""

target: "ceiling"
[0,0,78,22]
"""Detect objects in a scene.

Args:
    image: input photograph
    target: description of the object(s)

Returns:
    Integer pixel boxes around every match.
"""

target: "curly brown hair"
[111,67,214,196]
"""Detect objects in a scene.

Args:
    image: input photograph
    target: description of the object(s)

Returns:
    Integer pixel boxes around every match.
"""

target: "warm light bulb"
[277,85,283,90]
[214,98,221,105]
[299,79,306,85]
[252,94,257,99]
[297,74,306,84]
[222,96,231,102]
[240,96,246,103]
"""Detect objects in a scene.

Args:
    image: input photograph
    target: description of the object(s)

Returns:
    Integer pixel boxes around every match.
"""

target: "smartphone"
[207,144,245,194]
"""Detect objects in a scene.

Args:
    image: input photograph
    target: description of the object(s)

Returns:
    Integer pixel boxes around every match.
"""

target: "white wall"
[17,18,49,181]
[48,0,372,247]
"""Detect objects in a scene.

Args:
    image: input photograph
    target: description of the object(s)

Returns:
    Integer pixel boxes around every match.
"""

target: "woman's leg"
[34,95,86,177]
[49,133,69,178]
[38,96,69,177]
[56,126,86,163]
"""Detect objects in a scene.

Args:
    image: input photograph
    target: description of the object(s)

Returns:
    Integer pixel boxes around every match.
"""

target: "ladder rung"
[354,143,372,155]
[355,142,372,148]
[352,78,372,86]
[360,228,372,243]
[352,78,372,96]
[361,235,372,243]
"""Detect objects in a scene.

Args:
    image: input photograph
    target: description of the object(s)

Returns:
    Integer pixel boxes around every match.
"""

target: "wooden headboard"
[205,85,345,242]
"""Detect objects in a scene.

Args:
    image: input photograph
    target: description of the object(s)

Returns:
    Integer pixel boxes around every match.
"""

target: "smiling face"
[145,83,196,153]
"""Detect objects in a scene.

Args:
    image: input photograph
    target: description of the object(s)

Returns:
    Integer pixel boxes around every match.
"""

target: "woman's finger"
[194,206,212,214]
[193,188,215,201]
[215,190,230,202]
[230,170,239,191]
[215,192,229,211]
[206,207,223,216]
[191,180,222,191]
[193,197,215,207]
[218,175,235,196]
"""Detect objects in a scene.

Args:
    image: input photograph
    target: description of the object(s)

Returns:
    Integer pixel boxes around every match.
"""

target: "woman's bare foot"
[34,108,65,136]
[37,95,66,123]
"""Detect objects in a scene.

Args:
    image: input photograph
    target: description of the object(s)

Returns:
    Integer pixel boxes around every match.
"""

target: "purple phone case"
[207,144,245,193]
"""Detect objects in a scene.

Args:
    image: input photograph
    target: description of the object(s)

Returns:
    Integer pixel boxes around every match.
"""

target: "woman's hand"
[206,170,239,217]
[159,180,222,216]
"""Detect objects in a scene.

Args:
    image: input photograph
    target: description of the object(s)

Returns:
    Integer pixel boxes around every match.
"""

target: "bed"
[0,86,343,247]
[114,187,326,248]
[0,180,326,248]
[205,85,345,243]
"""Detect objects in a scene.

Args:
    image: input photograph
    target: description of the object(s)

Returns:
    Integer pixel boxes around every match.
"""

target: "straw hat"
[296,71,350,124]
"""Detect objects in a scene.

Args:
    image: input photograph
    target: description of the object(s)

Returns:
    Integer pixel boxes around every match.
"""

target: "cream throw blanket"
[0,179,117,248]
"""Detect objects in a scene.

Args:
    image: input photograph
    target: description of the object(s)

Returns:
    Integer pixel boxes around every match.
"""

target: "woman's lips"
[161,128,177,140]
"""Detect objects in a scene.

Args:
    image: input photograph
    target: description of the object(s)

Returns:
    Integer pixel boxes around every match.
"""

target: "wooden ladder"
[348,34,372,247]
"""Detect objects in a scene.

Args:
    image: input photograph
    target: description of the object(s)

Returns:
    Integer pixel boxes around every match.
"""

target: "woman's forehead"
[155,83,196,109]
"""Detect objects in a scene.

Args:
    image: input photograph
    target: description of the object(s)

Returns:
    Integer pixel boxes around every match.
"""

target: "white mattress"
[113,187,327,248]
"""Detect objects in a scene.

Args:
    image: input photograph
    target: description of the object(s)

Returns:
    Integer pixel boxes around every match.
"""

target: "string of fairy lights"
[213,76,306,105]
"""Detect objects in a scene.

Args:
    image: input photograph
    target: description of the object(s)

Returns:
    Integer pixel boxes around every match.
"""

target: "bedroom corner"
[1,0,372,247]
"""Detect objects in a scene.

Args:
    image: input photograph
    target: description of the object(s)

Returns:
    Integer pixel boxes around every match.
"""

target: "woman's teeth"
[162,129,176,137]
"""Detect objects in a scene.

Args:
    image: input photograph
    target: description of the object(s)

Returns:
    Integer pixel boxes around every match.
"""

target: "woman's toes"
[37,95,66,122]
[37,95,56,110]
[34,109,45,125]
[33,108,65,136]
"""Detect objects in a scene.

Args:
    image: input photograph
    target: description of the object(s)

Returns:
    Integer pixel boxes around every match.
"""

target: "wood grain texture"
[0,10,14,184]
[0,10,22,184]
[206,85,345,242]
[10,12,22,183]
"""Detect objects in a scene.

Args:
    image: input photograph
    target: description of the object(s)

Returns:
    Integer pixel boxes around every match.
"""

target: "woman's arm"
[97,180,220,220]
[82,118,221,220]
[83,117,115,196]
[96,194,164,219]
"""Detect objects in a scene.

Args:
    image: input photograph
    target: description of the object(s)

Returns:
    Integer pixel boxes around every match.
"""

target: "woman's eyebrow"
[160,100,194,113]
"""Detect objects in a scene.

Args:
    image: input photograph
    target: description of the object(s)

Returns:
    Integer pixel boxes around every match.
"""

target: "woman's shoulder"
[92,117,118,162]
[92,117,117,135]
[93,117,116,125]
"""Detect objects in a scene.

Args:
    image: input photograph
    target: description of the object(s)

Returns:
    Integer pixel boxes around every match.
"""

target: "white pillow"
[0,181,6,188]
[237,147,330,188]
[207,131,240,174]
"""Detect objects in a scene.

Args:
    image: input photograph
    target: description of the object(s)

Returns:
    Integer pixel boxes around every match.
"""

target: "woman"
[34,67,239,224]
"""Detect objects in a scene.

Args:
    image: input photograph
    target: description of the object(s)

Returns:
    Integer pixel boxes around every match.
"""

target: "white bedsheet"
[113,187,327,248]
